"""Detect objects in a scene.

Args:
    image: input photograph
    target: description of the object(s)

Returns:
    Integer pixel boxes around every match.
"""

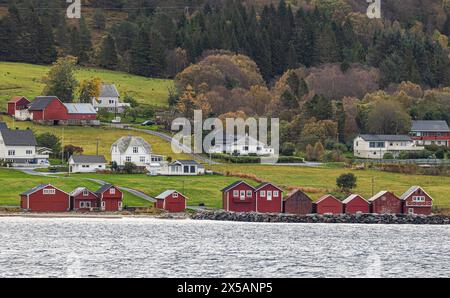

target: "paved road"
[107,123,219,165]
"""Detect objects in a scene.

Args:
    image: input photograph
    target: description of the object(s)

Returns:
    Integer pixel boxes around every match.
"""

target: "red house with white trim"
[7,96,30,117]
[222,181,256,213]
[94,184,123,212]
[28,96,69,123]
[343,194,370,214]
[315,195,343,214]
[400,186,433,215]
[155,190,187,213]
[70,187,98,211]
[369,191,402,214]
[254,182,283,213]
[20,184,71,212]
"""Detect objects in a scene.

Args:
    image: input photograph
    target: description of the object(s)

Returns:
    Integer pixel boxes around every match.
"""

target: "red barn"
[222,181,255,212]
[7,96,30,117]
[64,103,97,121]
[95,184,123,212]
[254,182,283,213]
[70,187,98,211]
[400,186,433,215]
[315,195,343,214]
[155,190,187,213]
[20,184,70,212]
[343,194,370,214]
[283,189,313,215]
[369,191,402,214]
[28,96,69,123]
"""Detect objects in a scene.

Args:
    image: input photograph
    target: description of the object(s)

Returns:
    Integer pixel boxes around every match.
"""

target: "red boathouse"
[95,184,123,212]
[155,190,187,213]
[20,184,70,212]
[343,194,370,214]
[254,182,283,213]
[70,187,98,211]
[369,191,402,214]
[283,189,313,215]
[400,186,433,215]
[222,181,255,213]
[315,195,343,214]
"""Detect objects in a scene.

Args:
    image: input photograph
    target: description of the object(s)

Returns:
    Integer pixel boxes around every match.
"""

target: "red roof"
[8,96,29,103]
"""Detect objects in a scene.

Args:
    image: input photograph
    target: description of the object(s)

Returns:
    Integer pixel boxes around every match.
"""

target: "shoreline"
[0,212,190,220]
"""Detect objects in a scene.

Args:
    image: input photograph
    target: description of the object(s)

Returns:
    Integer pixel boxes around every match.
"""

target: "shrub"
[281,142,296,156]
[336,173,357,192]
[383,152,394,159]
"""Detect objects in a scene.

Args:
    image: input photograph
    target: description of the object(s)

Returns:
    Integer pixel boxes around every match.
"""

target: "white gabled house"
[68,155,107,173]
[157,160,205,176]
[92,84,130,113]
[111,136,164,168]
[353,134,424,159]
[0,123,49,167]
[207,134,275,156]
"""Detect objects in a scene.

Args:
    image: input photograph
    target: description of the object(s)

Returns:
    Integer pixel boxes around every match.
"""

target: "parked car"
[142,120,156,126]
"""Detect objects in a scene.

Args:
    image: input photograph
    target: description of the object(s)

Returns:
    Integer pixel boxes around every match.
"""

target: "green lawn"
[0,62,173,109]
[0,169,150,207]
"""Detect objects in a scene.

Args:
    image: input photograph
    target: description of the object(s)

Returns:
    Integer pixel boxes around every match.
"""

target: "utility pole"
[371,176,375,197]
[96,138,100,156]
[61,127,64,165]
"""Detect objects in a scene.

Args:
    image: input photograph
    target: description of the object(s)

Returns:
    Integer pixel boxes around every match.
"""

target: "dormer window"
[133,147,138,154]
[110,188,116,195]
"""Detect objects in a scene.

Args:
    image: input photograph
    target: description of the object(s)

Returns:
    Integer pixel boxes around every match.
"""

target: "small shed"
[155,190,187,213]
[222,181,256,212]
[343,194,370,214]
[315,195,343,214]
[283,189,313,215]
[95,184,123,212]
[400,186,433,215]
[7,96,30,116]
[369,191,402,214]
[254,182,283,213]
[20,184,70,212]
[70,187,98,211]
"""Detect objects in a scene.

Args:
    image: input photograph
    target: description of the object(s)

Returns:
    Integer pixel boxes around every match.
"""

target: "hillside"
[0,62,172,110]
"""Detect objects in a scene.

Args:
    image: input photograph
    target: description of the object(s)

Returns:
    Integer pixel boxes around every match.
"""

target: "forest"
[0,0,449,157]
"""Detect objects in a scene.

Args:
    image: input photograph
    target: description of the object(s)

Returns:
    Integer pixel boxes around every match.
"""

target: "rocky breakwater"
[191,210,450,225]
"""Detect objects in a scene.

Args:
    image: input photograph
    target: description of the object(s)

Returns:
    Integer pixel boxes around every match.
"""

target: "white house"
[156,160,205,176]
[111,136,164,167]
[353,134,424,159]
[92,84,130,113]
[0,125,49,167]
[68,155,107,173]
[207,134,275,156]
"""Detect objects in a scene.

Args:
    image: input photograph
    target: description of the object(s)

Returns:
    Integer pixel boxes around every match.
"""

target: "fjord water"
[0,217,448,278]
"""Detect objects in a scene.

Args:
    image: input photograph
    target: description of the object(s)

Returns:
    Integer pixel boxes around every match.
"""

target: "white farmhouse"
[92,84,130,113]
[207,134,275,156]
[353,135,424,159]
[0,124,49,167]
[68,155,107,173]
[157,160,205,176]
[111,136,164,167]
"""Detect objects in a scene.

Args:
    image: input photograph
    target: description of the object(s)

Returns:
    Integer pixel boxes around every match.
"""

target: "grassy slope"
[0,169,151,207]
[2,117,190,161]
[0,62,173,110]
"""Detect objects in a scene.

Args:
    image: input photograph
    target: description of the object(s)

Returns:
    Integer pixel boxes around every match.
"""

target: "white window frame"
[240,190,245,200]
[101,201,106,210]
[83,190,89,196]
[274,191,279,197]
[246,190,252,197]
[233,190,239,197]
[110,188,116,195]
[126,156,132,162]
[267,191,272,201]
[140,156,146,163]
[173,193,179,198]
[133,147,139,154]
[260,190,266,197]
[8,150,15,156]
[43,189,56,195]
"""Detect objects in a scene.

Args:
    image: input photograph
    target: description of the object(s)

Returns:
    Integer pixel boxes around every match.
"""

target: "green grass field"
[0,169,151,207]
[0,62,173,110]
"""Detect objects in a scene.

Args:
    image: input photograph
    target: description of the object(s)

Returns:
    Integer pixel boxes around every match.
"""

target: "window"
[83,190,89,196]
[233,190,239,197]
[140,156,146,163]
[260,190,266,197]
[173,193,179,198]
[408,208,414,215]
[133,147,139,154]
[243,146,249,151]
[80,201,85,208]
[184,166,189,173]
[118,202,122,210]
[110,188,116,195]
[412,196,425,202]
[274,191,279,197]
[246,190,252,197]
[190,166,196,173]
[267,191,272,201]
[257,147,261,151]
[240,190,245,199]
[126,156,131,162]
[7,150,15,156]
[26,150,33,155]
[43,189,55,195]
[109,99,114,104]
[113,145,118,153]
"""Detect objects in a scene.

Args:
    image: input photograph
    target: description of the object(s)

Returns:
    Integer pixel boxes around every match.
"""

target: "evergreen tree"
[148,31,167,77]
[129,28,152,76]
[98,34,118,69]
[77,17,92,64]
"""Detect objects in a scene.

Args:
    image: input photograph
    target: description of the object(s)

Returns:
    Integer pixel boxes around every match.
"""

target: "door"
[101,201,105,211]
[267,191,272,201]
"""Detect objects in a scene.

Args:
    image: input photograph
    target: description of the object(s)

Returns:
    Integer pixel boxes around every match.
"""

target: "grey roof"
[155,190,177,199]
[0,129,37,146]
[283,189,312,201]
[99,84,120,98]
[411,120,450,132]
[221,181,254,192]
[21,184,47,196]
[400,186,432,201]
[28,96,59,110]
[170,160,200,166]
[358,134,412,142]
[64,103,97,114]
[0,122,8,130]
[342,194,368,204]
[111,136,152,154]
[316,195,341,204]
[368,191,389,202]
[95,183,115,195]
[254,182,283,192]
[70,155,107,164]
[70,187,95,197]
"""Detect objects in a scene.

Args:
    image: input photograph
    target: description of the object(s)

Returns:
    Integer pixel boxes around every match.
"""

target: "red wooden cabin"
[283,189,313,215]
[254,182,283,213]
[155,190,187,213]
[400,186,433,215]
[222,181,255,212]
[315,195,343,214]
[7,96,30,116]
[70,187,98,211]
[343,194,370,214]
[369,191,402,214]
[94,184,123,212]
[20,184,70,212]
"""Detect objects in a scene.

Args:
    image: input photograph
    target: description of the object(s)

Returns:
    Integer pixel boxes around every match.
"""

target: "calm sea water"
[0,217,448,278]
